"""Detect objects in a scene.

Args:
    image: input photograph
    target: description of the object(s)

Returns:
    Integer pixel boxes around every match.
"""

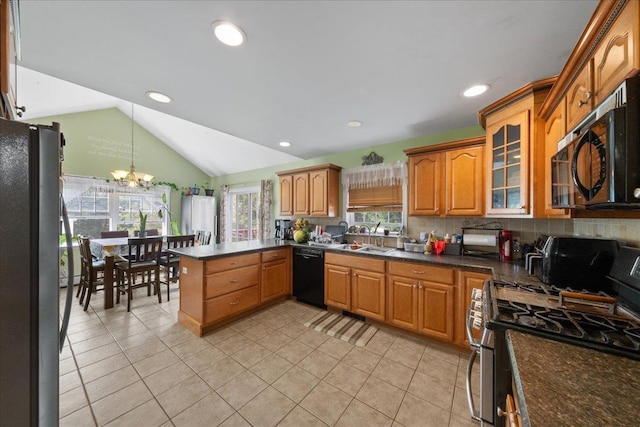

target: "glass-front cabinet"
[486,110,529,215]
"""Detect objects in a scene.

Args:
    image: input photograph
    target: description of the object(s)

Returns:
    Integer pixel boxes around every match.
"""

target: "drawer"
[205,265,259,299]
[205,252,260,274]
[261,248,289,262]
[388,261,455,284]
[204,285,260,324]
[325,252,386,273]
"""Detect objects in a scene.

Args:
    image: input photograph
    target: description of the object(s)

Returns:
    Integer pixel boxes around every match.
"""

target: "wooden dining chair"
[115,236,163,311]
[159,234,195,301]
[101,230,129,238]
[78,236,106,311]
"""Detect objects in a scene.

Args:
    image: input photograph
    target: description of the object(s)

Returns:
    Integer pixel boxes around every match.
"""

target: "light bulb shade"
[111,170,129,180]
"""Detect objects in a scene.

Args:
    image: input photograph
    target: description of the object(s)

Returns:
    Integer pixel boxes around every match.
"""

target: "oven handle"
[466,348,481,422]
[466,307,481,349]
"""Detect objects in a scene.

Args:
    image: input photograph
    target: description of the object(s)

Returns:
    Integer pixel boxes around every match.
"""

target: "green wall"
[211,125,484,220]
[30,108,209,220]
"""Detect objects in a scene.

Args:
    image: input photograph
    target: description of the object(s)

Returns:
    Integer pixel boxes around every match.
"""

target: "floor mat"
[304,311,378,347]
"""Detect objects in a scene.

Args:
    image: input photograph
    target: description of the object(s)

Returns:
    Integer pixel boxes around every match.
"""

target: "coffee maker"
[275,219,292,239]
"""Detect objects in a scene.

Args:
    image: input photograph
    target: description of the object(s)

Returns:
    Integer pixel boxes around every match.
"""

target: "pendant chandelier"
[110,103,154,188]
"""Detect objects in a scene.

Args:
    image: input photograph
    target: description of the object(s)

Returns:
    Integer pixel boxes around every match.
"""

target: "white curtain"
[219,184,230,243]
[341,161,408,189]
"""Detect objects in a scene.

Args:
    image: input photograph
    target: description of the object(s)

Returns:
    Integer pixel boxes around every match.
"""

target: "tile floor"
[59,286,480,426]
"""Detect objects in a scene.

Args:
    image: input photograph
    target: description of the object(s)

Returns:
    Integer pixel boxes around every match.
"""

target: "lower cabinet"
[261,248,291,303]
[388,261,456,342]
[324,253,386,322]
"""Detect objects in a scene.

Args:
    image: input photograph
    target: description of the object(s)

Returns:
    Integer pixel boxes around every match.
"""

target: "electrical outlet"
[182,267,188,275]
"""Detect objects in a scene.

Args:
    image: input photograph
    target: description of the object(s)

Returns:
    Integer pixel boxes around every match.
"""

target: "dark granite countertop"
[507,330,640,427]
[171,238,539,284]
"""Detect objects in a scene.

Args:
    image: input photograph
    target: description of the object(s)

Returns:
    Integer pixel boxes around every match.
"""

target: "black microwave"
[551,79,640,209]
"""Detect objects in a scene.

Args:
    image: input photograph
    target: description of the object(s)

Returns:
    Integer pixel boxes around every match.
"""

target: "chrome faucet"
[359,225,372,245]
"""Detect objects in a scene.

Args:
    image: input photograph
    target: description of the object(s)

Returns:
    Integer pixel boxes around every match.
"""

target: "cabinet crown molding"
[275,163,342,176]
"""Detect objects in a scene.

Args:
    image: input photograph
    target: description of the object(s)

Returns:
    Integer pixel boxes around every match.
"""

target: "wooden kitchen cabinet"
[388,261,456,342]
[261,248,291,303]
[277,164,342,217]
[479,78,554,217]
[544,98,571,218]
[324,252,386,321]
[405,137,484,217]
[455,270,491,347]
[565,64,593,132]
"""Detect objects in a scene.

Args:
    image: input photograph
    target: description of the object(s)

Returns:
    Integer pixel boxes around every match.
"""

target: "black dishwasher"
[292,247,326,309]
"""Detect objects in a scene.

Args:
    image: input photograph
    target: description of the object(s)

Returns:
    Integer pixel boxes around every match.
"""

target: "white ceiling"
[16,0,599,177]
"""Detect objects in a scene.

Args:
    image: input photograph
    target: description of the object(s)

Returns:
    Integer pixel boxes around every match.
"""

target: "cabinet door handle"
[419,285,424,290]
[435,208,440,214]
[230,279,238,283]
[412,284,417,289]
[230,300,240,306]
[412,270,425,274]
[577,99,587,107]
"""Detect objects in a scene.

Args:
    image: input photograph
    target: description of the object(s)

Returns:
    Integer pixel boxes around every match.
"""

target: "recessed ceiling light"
[279,141,291,147]
[146,91,172,103]
[347,120,362,128]
[462,84,490,98]
[211,20,246,47]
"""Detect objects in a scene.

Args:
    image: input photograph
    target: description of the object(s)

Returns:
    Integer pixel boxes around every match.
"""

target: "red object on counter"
[500,230,513,262]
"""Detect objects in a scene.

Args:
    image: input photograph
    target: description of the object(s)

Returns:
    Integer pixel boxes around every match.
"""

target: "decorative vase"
[190,187,200,195]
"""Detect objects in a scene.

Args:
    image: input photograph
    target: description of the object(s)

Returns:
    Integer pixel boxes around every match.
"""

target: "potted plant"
[189,184,200,195]
[158,193,181,235]
[202,180,214,197]
[139,210,148,237]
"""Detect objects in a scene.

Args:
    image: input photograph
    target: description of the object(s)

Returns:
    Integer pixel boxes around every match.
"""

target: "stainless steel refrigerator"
[0,120,73,426]
[181,195,217,244]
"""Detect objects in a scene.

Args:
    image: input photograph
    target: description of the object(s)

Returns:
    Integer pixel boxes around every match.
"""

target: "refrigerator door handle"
[59,196,74,351]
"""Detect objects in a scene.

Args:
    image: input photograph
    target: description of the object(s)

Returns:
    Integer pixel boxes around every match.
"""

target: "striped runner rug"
[304,311,378,347]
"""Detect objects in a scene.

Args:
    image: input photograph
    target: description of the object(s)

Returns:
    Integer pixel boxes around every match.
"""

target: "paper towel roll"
[463,234,497,246]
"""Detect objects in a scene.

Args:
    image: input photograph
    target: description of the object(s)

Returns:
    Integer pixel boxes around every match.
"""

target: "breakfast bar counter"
[506,330,640,427]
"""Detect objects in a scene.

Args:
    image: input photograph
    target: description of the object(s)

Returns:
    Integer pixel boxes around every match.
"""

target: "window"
[227,186,260,242]
[342,161,407,236]
[62,175,168,238]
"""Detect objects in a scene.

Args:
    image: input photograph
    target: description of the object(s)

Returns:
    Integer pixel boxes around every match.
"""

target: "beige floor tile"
[342,347,382,374]
[171,392,235,426]
[183,346,228,373]
[123,339,169,364]
[59,356,78,376]
[361,332,395,356]
[261,314,290,330]
[216,333,255,355]
[300,381,353,426]
[216,370,268,409]
[240,323,276,342]
[91,381,153,426]
[232,342,273,368]
[317,336,355,360]
[107,322,150,341]
[249,353,294,384]
[238,386,296,427]
[372,357,416,390]
[417,355,458,386]
[59,386,90,419]
[336,399,393,427]
[219,412,252,427]
[203,326,237,345]
[156,375,213,418]
[115,331,159,351]
[199,356,247,389]
[395,393,450,427]
[143,360,194,395]
[407,371,454,412]
[275,340,314,364]
[256,330,293,352]
[298,350,340,379]
[59,405,96,427]
[451,386,476,421]
[324,362,369,397]
[423,342,462,366]
[448,413,478,427]
[68,325,110,344]
[278,321,309,339]
[356,374,406,417]
[391,336,426,355]
[133,348,181,378]
[272,366,320,403]
[384,346,423,370]
[159,329,195,348]
[296,329,331,348]
[67,317,104,334]
[103,399,169,427]
[70,332,117,355]
[277,405,327,427]
[171,336,213,359]
[79,353,131,384]
[75,342,123,368]
[59,369,83,394]
[85,365,141,403]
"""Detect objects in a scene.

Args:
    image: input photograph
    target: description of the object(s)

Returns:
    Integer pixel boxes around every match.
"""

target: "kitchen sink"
[354,245,395,254]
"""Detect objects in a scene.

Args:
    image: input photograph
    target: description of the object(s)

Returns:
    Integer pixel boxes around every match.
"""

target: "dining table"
[91,237,129,309]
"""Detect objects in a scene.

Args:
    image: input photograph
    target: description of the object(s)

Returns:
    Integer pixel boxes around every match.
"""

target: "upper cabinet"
[479,79,554,217]
[276,164,341,217]
[405,137,485,217]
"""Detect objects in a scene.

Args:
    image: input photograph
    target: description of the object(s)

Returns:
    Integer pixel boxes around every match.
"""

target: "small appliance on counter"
[274,219,291,239]
[323,224,347,244]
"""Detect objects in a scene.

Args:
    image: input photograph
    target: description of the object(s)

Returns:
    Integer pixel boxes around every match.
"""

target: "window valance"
[341,161,407,189]
[62,174,168,203]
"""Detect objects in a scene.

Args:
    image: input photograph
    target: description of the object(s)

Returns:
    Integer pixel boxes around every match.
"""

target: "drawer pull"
[412,270,425,274]
[230,279,238,283]
[230,300,240,306]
